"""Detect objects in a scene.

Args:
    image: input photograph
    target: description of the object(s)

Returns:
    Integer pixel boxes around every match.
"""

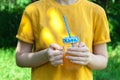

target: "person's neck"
[56,0,78,5]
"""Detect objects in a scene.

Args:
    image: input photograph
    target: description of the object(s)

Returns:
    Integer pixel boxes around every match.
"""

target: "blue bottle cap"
[63,36,79,43]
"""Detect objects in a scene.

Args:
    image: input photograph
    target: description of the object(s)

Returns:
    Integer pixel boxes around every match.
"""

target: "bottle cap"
[63,36,79,43]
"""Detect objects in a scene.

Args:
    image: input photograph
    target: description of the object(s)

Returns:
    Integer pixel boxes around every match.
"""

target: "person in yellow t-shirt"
[16,0,111,80]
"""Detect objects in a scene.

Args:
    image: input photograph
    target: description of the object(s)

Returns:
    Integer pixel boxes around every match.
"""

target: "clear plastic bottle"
[62,36,81,70]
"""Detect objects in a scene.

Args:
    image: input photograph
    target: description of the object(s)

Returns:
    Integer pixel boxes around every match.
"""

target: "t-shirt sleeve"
[93,7,111,45]
[16,6,35,44]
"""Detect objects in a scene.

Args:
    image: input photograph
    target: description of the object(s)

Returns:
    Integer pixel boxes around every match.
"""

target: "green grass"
[0,46,120,80]
[0,48,31,80]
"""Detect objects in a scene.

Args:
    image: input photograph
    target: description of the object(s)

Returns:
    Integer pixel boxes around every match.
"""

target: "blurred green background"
[0,0,120,80]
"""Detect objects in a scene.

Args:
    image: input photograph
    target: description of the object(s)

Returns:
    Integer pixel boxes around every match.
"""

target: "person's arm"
[16,40,63,68]
[66,42,108,70]
[87,43,108,70]
[16,40,49,68]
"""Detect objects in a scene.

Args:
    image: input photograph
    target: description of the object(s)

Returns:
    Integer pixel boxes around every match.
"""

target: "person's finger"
[66,51,89,57]
[67,46,89,52]
[49,54,63,61]
[78,42,85,47]
[48,50,62,57]
[66,56,88,62]
[50,43,63,50]
[70,60,87,65]
[51,60,63,66]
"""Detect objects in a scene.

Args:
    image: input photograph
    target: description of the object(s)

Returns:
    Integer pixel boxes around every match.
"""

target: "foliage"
[0,9,22,47]
[0,48,31,80]
[0,0,30,11]
[0,0,30,48]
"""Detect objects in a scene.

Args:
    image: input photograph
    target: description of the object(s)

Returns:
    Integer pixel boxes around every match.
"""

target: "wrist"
[45,48,49,61]
[87,53,94,69]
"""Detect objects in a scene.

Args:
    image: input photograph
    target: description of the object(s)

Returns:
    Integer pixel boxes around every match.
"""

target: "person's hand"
[66,42,92,65]
[47,43,63,66]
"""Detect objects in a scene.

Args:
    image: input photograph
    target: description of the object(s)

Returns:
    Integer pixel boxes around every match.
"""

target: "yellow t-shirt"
[16,0,111,80]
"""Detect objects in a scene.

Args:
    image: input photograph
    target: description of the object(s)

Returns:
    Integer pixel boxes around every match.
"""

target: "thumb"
[50,43,63,50]
[78,42,85,47]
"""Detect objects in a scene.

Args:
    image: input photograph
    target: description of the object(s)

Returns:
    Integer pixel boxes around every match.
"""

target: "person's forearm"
[16,49,49,68]
[87,53,108,70]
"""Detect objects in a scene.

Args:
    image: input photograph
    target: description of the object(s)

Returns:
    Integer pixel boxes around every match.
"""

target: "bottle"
[62,36,81,70]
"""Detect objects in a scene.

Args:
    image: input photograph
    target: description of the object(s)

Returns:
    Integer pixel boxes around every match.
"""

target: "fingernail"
[59,47,63,50]
[78,43,84,47]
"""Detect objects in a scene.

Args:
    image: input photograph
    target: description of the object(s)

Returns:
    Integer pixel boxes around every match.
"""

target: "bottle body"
[62,37,81,70]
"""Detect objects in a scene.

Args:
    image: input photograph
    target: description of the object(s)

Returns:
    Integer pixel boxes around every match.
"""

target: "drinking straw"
[63,16,74,47]
[63,16,71,38]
